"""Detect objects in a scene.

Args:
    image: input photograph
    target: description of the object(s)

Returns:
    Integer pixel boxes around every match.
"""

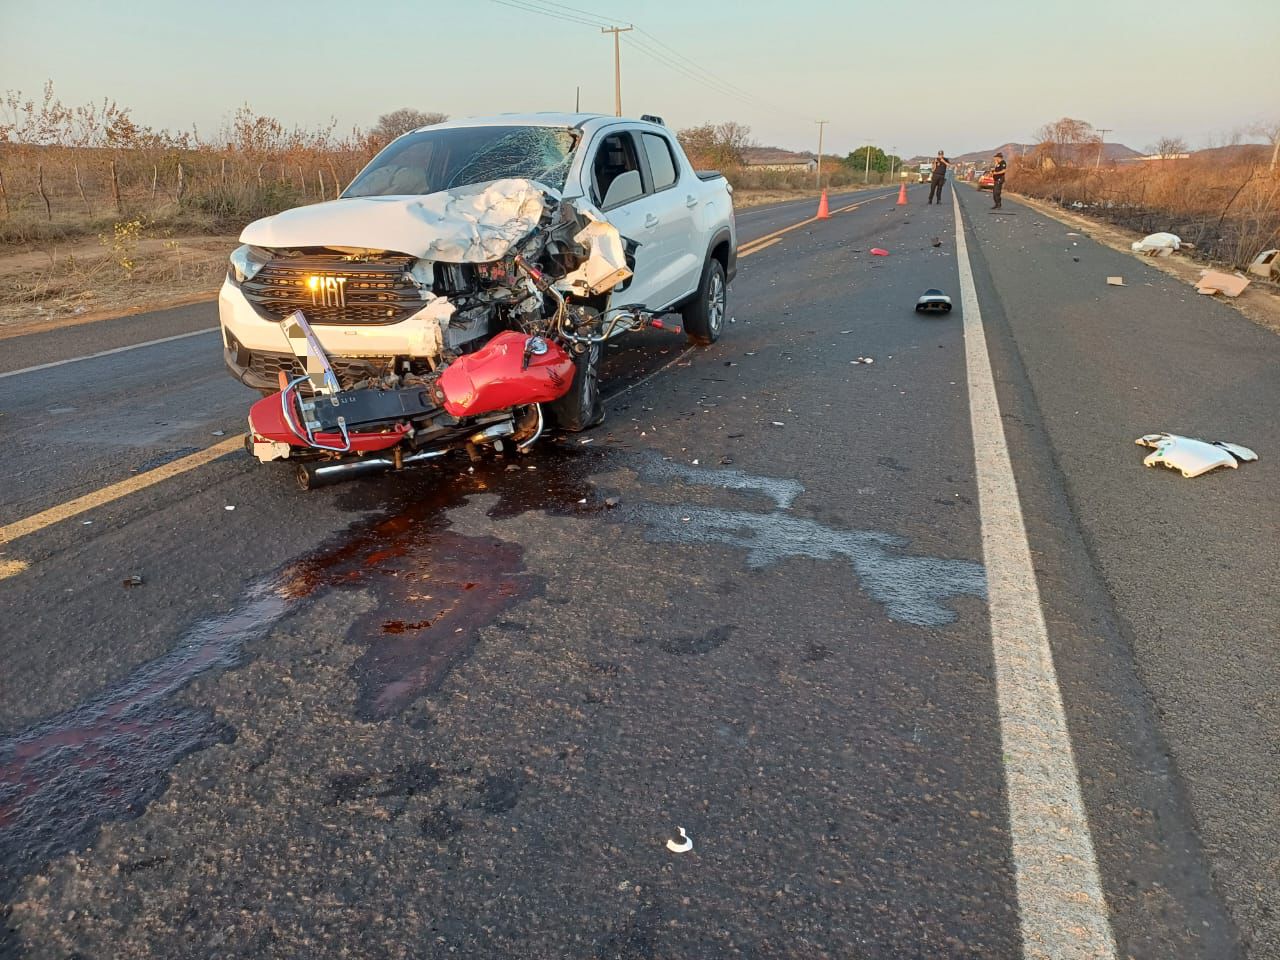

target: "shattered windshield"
[343,126,578,197]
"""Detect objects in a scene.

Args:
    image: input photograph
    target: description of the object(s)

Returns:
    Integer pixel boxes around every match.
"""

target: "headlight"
[229,244,271,284]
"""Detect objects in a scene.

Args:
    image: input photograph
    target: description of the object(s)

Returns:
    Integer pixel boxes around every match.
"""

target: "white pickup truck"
[219,113,736,436]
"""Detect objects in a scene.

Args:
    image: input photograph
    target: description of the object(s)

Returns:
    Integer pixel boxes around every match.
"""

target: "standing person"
[991,151,1008,209]
[927,150,953,204]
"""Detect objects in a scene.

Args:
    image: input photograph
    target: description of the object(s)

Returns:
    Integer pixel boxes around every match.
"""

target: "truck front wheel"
[546,341,605,432]
[681,257,726,345]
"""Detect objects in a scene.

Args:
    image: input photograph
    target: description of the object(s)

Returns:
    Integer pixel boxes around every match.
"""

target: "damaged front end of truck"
[223,171,676,489]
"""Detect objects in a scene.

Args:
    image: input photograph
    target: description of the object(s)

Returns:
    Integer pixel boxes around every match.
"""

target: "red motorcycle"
[246,258,678,489]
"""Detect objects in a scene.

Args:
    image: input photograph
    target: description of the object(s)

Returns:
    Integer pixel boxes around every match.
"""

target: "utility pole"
[815,120,829,189]
[863,140,874,183]
[889,146,898,180]
[1095,128,1112,169]
[575,86,580,113]
[601,25,634,117]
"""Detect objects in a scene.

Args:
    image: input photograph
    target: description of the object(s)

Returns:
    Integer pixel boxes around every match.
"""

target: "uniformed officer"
[991,152,1008,209]
[927,150,953,204]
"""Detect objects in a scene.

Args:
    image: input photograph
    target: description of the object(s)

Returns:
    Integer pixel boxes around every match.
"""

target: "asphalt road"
[0,182,1275,959]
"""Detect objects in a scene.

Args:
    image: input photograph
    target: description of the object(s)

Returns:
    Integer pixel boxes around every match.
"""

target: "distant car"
[977,171,995,191]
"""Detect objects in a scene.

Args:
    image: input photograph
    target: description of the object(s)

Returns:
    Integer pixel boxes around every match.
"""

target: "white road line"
[952,189,1117,960]
[0,327,219,380]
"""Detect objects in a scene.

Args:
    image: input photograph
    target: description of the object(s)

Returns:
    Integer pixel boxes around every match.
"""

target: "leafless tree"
[1149,136,1188,160]
[1250,119,1280,170]
[371,109,449,145]
[676,122,755,169]
[1035,117,1100,167]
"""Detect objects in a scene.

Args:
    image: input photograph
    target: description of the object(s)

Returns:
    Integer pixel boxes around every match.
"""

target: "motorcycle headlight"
[229,244,271,284]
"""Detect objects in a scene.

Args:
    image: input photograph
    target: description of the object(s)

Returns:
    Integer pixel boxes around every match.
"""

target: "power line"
[485,0,810,124]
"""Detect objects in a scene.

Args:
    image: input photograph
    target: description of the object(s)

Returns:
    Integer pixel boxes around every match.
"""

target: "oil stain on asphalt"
[0,445,986,903]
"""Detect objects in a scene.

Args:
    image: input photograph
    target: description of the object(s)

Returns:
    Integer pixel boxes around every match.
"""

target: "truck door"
[586,130,669,309]
[637,131,700,308]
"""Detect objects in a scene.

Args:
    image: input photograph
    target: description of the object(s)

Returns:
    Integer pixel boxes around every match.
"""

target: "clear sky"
[2,0,1276,158]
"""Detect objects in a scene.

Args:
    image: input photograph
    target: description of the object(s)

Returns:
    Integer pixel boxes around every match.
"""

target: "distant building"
[740,148,817,173]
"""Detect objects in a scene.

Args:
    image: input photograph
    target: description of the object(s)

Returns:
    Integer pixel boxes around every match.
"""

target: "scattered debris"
[931,237,942,247]
[1195,270,1251,298]
[851,357,875,364]
[579,437,594,445]
[870,248,889,257]
[915,289,953,313]
[770,421,785,427]
[1135,433,1258,478]
[1106,276,1126,286]
[122,575,144,588]
[211,430,226,437]
[81,520,93,525]
[1131,232,1181,257]
[666,827,693,853]
[224,505,236,511]
[1248,248,1277,279]
[604,497,620,509]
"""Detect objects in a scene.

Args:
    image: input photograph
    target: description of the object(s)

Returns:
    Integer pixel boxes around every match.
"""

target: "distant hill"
[907,143,1142,165]
[1188,143,1271,163]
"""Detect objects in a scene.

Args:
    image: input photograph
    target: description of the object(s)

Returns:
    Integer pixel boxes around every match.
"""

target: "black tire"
[681,257,727,345]
[546,341,604,432]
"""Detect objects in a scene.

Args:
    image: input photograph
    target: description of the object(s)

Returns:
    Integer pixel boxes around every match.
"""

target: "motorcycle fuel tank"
[437,331,575,417]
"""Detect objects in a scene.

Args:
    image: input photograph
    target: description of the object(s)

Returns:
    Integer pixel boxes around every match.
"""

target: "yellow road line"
[0,436,244,547]
[739,237,781,259]
[0,559,29,580]
[736,190,897,258]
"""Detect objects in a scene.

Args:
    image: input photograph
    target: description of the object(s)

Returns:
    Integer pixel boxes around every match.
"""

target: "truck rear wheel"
[681,257,726,345]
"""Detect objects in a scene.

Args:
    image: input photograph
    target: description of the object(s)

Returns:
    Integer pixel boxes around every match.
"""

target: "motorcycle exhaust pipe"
[295,449,447,491]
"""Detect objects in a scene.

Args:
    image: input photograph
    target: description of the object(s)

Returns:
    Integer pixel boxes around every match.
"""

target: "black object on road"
[915,289,953,313]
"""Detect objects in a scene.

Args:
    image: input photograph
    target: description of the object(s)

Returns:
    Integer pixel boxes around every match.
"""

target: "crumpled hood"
[239,178,554,262]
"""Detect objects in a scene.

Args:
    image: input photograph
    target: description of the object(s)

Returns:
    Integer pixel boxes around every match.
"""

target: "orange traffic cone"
[896,182,908,205]
[816,189,830,219]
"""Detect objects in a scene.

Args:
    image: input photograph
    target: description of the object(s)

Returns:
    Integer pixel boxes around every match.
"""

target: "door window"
[592,132,645,208]
[641,133,679,191]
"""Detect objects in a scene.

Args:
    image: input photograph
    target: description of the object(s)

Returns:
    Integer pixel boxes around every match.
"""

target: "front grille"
[241,253,423,325]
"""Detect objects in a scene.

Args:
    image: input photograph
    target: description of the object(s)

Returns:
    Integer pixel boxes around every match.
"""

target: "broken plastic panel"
[555,216,633,297]
[1135,433,1259,478]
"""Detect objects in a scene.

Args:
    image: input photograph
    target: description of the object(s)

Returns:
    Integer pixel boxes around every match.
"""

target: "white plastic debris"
[1131,232,1181,257]
[666,827,693,853]
[1106,276,1126,286]
[225,505,236,511]
[771,421,785,427]
[556,216,633,296]
[1135,433,1258,478]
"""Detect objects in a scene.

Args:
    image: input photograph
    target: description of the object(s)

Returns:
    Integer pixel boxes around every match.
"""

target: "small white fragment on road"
[666,827,693,853]
[770,421,785,427]
[577,498,587,504]
[1106,276,1125,286]
[224,505,235,511]
[851,357,874,365]
[211,430,226,437]
[691,459,699,465]
[1135,433,1258,478]
[580,437,594,445]
[81,520,93,525]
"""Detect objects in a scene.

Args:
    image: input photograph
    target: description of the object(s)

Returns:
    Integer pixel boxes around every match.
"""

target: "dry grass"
[0,229,232,330]
[1011,156,1280,269]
